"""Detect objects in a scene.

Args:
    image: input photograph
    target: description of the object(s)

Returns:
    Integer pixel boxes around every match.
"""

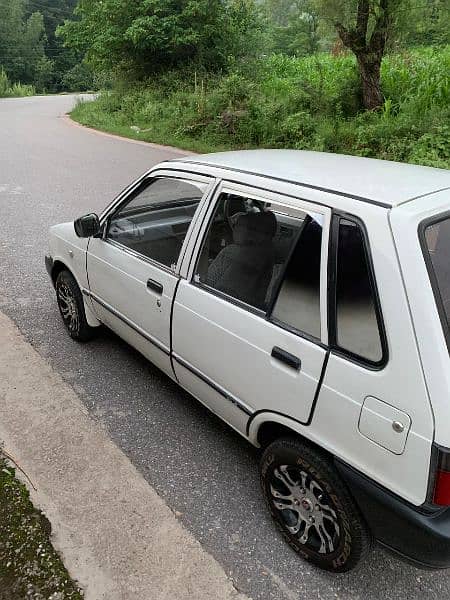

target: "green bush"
[0,69,35,98]
[72,46,450,168]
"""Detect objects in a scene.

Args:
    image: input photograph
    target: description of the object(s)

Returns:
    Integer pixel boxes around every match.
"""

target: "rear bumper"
[336,460,450,569]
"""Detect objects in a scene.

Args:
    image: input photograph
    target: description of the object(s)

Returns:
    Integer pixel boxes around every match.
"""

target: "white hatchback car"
[46,150,450,572]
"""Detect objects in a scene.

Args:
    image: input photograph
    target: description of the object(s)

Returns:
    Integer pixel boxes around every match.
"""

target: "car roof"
[179,150,450,208]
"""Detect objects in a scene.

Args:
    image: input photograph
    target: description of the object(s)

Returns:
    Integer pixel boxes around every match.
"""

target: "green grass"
[0,454,83,599]
[71,46,450,168]
[0,69,35,98]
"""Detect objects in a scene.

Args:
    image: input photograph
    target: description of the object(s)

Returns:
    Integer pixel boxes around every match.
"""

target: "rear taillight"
[433,446,450,506]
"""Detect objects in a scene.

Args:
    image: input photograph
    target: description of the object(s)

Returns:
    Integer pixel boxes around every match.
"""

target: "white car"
[46,150,450,573]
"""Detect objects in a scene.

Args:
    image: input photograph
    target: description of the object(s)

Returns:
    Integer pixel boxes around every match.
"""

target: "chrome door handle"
[271,347,301,371]
[147,279,163,295]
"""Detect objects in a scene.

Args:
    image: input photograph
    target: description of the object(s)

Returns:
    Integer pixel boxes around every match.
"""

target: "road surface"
[0,94,447,600]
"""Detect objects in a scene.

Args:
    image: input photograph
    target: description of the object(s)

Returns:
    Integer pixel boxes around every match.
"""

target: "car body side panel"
[390,189,450,448]
[313,204,434,505]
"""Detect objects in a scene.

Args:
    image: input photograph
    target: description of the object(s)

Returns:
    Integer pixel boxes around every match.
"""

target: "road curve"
[1,95,448,600]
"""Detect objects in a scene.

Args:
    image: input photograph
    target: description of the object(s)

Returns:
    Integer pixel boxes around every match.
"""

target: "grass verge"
[71,46,450,168]
[0,453,83,600]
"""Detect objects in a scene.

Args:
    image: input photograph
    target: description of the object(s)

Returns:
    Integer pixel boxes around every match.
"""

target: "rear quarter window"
[331,217,386,366]
[421,215,450,350]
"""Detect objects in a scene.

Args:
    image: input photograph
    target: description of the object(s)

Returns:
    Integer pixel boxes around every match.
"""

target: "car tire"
[260,437,372,573]
[55,270,97,342]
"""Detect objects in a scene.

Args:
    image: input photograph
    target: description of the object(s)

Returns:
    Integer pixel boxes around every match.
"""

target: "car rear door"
[86,172,213,375]
[172,182,331,435]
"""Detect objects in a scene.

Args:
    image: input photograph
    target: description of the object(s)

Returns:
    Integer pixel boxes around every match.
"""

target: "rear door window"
[194,192,325,340]
[270,215,323,339]
[195,193,301,311]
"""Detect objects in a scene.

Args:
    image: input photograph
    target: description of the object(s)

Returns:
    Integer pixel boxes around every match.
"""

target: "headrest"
[233,212,277,246]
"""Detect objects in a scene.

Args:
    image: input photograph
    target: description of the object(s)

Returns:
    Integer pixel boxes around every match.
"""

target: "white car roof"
[179,150,450,208]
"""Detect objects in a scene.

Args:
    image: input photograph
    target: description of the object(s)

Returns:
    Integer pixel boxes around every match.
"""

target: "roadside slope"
[0,310,249,600]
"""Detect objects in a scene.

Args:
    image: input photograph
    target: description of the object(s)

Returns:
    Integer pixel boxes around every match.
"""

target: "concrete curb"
[0,310,249,600]
[63,114,197,157]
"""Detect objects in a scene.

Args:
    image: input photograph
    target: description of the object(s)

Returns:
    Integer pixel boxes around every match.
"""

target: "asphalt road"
[0,95,447,600]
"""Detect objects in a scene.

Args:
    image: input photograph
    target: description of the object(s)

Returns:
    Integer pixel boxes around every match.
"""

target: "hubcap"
[269,465,340,554]
[57,283,79,333]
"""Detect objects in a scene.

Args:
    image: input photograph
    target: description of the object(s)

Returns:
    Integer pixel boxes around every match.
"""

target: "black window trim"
[101,174,210,274]
[190,188,326,347]
[328,211,389,370]
[418,210,450,354]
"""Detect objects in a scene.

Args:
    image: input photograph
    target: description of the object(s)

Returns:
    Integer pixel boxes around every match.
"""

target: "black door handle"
[146,278,163,295]
[271,347,301,371]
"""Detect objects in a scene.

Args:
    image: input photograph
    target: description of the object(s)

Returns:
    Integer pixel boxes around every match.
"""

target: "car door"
[172,182,331,435]
[86,173,212,375]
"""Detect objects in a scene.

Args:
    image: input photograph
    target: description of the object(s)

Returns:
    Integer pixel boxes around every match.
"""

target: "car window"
[271,215,323,338]
[335,218,383,363]
[194,192,324,322]
[107,177,206,270]
[423,216,450,346]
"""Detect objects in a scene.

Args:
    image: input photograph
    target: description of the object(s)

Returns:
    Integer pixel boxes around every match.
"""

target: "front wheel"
[55,270,97,342]
[260,437,372,572]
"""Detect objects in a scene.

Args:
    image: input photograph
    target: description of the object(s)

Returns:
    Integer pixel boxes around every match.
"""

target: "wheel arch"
[248,412,331,458]
[50,259,68,287]
[51,259,100,328]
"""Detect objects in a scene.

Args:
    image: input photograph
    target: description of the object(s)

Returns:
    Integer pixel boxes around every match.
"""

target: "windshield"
[422,215,450,345]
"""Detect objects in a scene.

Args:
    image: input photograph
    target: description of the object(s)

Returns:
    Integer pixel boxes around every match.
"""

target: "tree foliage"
[58,0,265,78]
[0,0,92,92]
[263,0,323,56]
[0,1,49,87]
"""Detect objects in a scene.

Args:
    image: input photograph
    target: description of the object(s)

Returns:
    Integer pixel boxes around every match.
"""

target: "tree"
[24,0,82,92]
[393,0,450,48]
[21,11,49,84]
[0,1,49,87]
[58,0,264,78]
[317,0,401,110]
[0,0,27,82]
[264,0,321,56]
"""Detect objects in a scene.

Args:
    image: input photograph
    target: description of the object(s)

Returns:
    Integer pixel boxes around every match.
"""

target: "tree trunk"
[334,0,391,111]
[356,54,383,111]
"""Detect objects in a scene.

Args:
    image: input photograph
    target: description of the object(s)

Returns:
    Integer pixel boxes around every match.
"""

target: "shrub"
[72,46,450,168]
[0,69,35,98]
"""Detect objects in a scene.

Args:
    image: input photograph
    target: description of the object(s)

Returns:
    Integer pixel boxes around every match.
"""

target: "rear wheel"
[260,437,372,572]
[55,270,97,342]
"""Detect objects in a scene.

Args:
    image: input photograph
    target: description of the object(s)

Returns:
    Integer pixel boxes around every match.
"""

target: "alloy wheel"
[269,464,341,555]
[57,282,80,334]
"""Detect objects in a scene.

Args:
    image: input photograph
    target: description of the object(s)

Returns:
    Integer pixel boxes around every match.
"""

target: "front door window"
[107,177,207,270]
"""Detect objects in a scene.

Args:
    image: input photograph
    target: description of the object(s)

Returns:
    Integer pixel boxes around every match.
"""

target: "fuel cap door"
[358,396,411,455]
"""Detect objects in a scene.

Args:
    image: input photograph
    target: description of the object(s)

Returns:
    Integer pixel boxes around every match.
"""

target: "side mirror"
[74,213,101,238]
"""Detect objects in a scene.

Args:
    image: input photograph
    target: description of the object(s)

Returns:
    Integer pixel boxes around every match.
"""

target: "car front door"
[172,183,331,434]
[86,173,212,375]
